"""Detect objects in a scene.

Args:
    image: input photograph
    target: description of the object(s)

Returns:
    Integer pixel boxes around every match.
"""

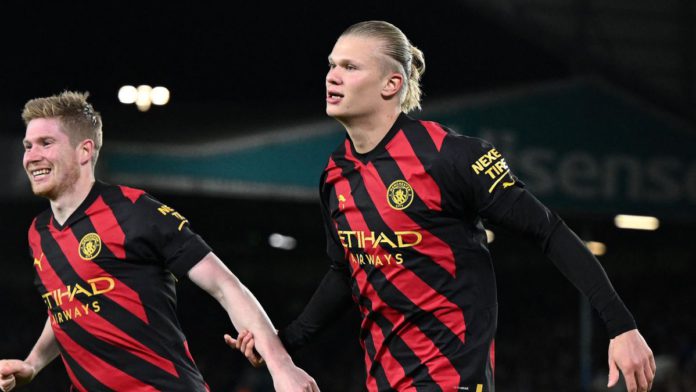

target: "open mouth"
[31,168,51,179]
[327,91,344,104]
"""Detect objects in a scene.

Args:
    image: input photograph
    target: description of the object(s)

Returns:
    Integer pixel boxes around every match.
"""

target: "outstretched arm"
[0,318,60,391]
[188,252,318,392]
[485,187,655,391]
[226,265,354,366]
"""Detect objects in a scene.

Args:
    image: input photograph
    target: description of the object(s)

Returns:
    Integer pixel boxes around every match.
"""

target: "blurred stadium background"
[1,1,694,391]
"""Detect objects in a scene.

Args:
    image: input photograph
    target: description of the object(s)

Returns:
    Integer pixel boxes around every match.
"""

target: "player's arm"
[483,186,655,391]
[229,266,354,367]
[188,252,318,392]
[279,264,354,349]
[453,136,654,391]
[0,318,60,391]
[277,186,355,354]
[229,181,355,364]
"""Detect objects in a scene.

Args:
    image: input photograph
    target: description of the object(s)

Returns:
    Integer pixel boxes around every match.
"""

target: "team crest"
[78,233,102,260]
[387,180,414,210]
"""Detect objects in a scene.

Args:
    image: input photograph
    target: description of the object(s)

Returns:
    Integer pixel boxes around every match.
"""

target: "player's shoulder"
[28,208,52,232]
[96,182,167,218]
[322,137,351,176]
[115,184,147,204]
[436,127,496,164]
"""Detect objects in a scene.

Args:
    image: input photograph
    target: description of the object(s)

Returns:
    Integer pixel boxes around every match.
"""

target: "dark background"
[1,1,695,391]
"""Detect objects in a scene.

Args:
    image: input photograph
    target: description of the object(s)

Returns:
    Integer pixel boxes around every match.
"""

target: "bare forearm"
[213,274,292,371]
[189,254,294,373]
[25,318,59,376]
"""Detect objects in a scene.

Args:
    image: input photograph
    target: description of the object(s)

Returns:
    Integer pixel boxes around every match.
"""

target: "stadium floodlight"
[118,85,170,111]
[136,85,153,112]
[151,87,170,105]
[614,214,660,231]
[118,85,137,104]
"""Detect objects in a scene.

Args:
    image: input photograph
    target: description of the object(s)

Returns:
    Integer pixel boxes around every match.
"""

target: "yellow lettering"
[395,253,404,264]
[395,231,423,248]
[82,304,91,315]
[73,307,82,318]
[92,301,101,313]
[360,231,375,249]
[42,292,54,309]
[358,254,365,265]
[55,288,71,306]
[374,256,384,266]
[70,283,93,301]
[373,233,397,248]
[56,312,64,323]
[338,230,355,248]
[90,277,115,295]
[365,254,375,265]
[495,159,507,172]
[157,205,174,215]
[384,254,393,264]
[473,149,502,175]
[485,165,501,179]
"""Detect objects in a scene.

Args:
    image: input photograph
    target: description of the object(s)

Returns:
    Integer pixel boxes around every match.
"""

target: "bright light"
[485,229,495,244]
[119,84,170,111]
[151,86,170,105]
[614,214,660,231]
[136,85,152,112]
[269,233,297,250]
[118,85,137,104]
[585,241,606,256]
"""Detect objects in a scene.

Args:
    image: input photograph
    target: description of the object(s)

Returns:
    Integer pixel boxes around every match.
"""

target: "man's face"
[23,118,81,200]
[326,35,392,121]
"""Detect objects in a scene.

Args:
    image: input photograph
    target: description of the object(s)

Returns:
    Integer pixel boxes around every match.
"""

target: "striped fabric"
[29,182,211,391]
[320,114,518,391]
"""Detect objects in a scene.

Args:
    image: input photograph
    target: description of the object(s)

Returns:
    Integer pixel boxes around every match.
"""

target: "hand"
[0,360,37,391]
[608,329,656,392]
[269,361,320,392]
[224,331,265,368]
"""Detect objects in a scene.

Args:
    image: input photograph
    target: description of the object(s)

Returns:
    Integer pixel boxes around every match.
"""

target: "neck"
[342,109,401,154]
[50,174,96,225]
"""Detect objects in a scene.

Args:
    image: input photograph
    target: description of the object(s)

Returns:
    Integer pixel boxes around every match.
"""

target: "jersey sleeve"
[276,171,355,353]
[131,193,212,278]
[446,136,524,217]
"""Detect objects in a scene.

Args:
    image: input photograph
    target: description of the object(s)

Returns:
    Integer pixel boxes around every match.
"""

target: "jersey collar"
[347,112,412,164]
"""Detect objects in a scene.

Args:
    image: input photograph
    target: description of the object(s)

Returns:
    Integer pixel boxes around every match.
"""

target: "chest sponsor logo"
[78,233,102,260]
[338,230,423,268]
[387,180,414,210]
[42,277,115,325]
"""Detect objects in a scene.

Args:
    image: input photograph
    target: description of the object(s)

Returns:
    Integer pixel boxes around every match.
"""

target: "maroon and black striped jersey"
[283,114,635,391]
[320,114,519,391]
[28,181,212,391]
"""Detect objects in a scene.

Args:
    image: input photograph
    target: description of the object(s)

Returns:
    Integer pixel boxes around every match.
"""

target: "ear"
[381,72,404,100]
[77,139,95,166]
